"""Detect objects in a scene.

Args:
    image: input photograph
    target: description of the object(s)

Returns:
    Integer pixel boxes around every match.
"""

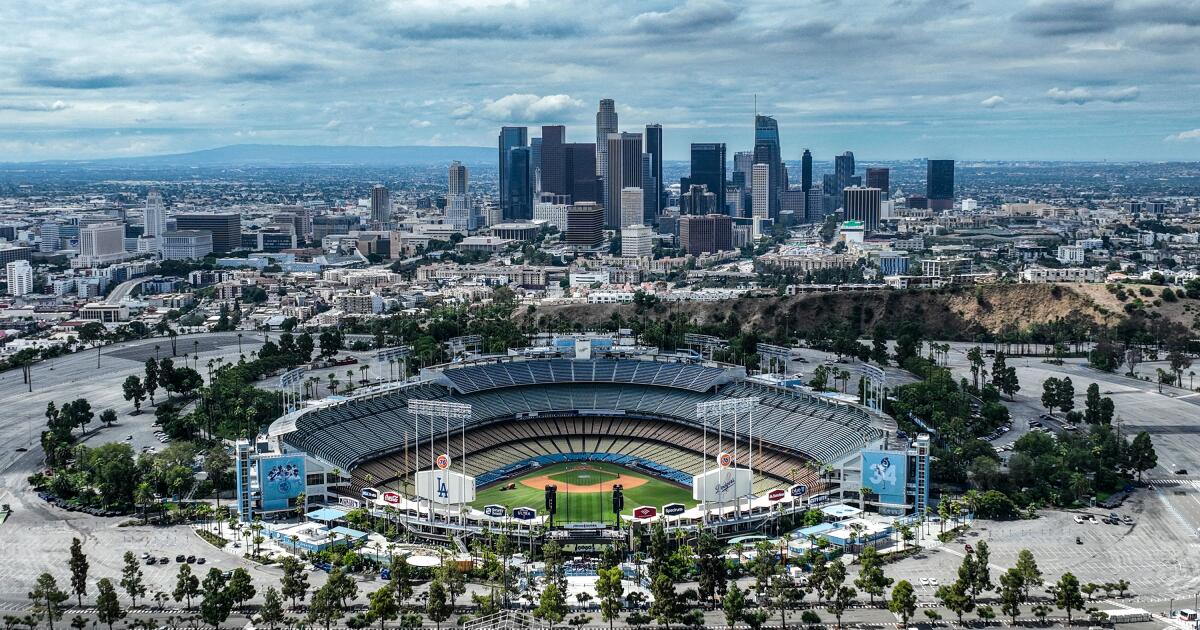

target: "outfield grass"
[472,461,693,523]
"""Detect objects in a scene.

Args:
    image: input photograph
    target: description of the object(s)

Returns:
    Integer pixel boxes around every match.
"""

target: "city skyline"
[0,0,1198,162]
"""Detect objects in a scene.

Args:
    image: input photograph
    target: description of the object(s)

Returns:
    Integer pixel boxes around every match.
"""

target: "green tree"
[143,359,159,405]
[368,585,399,630]
[199,568,232,630]
[999,568,1024,625]
[1056,377,1075,415]
[648,572,678,630]
[936,580,974,626]
[28,573,68,630]
[95,579,124,630]
[825,585,857,630]
[425,579,452,630]
[122,375,146,413]
[854,547,893,604]
[173,563,200,610]
[722,584,746,628]
[257,587,285,630]
[389,555,413,606]
[1040,378,1060,416]
[1052,572,1085,625]
[888,580,917,629]
[308,583,342,630]
[1128,431,1158,482]
[966,346,984,390]
[280,556,309,610]
[1083,383,1103,424]
[225,568,255,612]
[119,551,146,608]
[67,538,88,606]
[596,566,625,630]
[1015,549,1042,601]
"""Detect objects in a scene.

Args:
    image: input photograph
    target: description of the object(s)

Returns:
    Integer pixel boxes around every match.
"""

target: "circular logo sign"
[717,452,734,468]
[435,454,451,470]
[790,484,808,498]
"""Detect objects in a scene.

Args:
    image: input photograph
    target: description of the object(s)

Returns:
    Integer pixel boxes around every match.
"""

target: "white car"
[920,578,930,587]
[1073,515,1084,524]
[930,578,939,587]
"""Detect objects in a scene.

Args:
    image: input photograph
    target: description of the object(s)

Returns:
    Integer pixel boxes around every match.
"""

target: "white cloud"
[1165,128,1200,142]
[980,95,1006,108]
[478,93,583,122]
[1047,86,1140,104]
[631,0,737,34]
[410,119,433,128]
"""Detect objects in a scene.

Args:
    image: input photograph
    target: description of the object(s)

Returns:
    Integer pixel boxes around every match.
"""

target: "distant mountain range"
[14,144,496,167]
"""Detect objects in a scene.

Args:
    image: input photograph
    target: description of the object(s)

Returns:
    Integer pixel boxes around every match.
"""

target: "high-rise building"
[754,115,785,216]
[644,124,663,219]
[448,161,468,196]
[733,151,754,190]
[680,214,733,254]
[927,159,955,211]
[805,185,824,223]
[685,143,726,214]
[499,126,529,219]
[843,186,882,231]
[540,125,566,196]
[312,215,359,241]
[595,99,617,178]
[369,184,391,226]
[161,230,214,260]
[39,222,60,253]
[78,222,127,264]
[622,224,653,258]
[751,163,771,237]
[144,189,166,239]
[865,167,890,199]
[6,260,32,296]
[680,185,719,216]
[640,154,657,225]
[801,149,813,193]
[530,137,542,193]
[565,202,604,247]
[446,194,476,231]
[175,212,241,254]
[564,143,599,203]
[604,132,643,228]
[620,187,644,229]
[504,147,534,221]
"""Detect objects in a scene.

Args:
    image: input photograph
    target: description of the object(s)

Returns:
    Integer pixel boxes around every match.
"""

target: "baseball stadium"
[267,346,897,542]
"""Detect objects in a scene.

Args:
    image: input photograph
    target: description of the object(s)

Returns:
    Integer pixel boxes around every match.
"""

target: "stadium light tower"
[408,399,473,528]
[375,345,411,383]
[695,397,758,526]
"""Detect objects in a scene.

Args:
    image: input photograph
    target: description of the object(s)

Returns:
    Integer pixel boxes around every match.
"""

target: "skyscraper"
[530,137,542,193]
[733,151,754,190]
[564,143,599,203]
[448,161,468,196]
[640,153,657,225]
[595,98,617,179]
[865,167,890,199]
[680,185,719,215]
[540,125,566,196]
[927,159,955,211]
[843,186,882,231]
[504,147,534,221]
[679,214,733,254]
[688,143,727,214]
[801,149,813,193]
[644,124,663,220]
[620,187,644,229]
[754,115,785,216]
[751,163,771,236]
[370,184,391,226]
[604,132,643,229]
[498,126,528,219]
[566,202,604,247]
[6,260,32,297]
[144,189,166,239]
[175,213,241,254]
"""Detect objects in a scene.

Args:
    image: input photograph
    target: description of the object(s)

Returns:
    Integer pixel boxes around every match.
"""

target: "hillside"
[529,283,1125,340]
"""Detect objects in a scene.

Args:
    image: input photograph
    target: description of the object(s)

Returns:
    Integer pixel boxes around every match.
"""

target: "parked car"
[186,555,196,564]
[175,554,186,563]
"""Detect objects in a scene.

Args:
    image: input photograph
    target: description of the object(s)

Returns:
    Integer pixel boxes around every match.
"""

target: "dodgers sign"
[692,467,751,502]
[861,450,908,506]
[415,469,476,504]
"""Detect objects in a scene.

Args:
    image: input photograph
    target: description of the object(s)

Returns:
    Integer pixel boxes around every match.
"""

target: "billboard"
[861,450,908,506]
[258,454,305,512]
[768,488,787,502]
[512,507,537,520]
[415,469,476,504]
[692,467,752,503]
[662,503,686,516]
[483,505,507,518]
[633,506,657,519]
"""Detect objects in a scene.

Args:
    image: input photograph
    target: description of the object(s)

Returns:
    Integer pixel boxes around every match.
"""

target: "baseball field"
[472,461,693,523]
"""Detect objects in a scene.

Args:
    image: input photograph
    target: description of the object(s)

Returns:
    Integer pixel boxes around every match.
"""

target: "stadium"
[260,340,912,545]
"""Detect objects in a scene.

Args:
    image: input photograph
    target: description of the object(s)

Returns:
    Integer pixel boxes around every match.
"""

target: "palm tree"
[359,365,369,385]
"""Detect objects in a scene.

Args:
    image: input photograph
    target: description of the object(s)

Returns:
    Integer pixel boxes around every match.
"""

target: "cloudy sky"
[1,0,1198,162]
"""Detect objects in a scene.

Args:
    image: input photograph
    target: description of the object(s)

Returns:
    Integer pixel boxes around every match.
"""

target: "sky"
[0,0,1198,162]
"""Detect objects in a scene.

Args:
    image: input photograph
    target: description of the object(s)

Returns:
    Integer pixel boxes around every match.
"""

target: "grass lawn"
[472,461,693,523]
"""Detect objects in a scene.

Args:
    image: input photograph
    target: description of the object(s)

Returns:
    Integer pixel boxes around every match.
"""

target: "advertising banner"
[258,454,305,511]
[861,450,908,506]
[415,469,476,504]
[692,467,751,502]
